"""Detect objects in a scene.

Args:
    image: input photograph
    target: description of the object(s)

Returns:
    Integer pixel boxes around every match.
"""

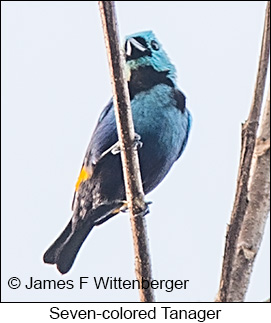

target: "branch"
[227,87,270,302]
[98,1,155,302]
[216,1,270,302]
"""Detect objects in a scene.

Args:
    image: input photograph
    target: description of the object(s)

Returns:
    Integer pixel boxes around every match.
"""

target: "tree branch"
[216,1,270,302]
[98,1,155,302]
[227,87,270,302]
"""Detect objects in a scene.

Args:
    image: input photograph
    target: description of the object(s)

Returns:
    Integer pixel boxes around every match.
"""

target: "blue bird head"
[124,31,177,85]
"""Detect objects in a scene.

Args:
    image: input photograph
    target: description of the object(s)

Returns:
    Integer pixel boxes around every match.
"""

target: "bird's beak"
[125,37,151,60]
[126,38,147,56]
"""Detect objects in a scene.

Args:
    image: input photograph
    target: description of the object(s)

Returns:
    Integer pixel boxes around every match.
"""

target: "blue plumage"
[43,31,191,274]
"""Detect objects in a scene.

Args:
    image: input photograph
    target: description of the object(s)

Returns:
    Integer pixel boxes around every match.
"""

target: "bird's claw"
[120,200,152,217]
[133,133,143,151]
[133,201,152,218]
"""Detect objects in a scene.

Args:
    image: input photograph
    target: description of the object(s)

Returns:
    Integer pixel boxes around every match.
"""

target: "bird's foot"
[133,200,152,218]
[109,133,143,155]
[143,201,152,216]
[111,142,121,155]
[120,200,152,217]
[100,141,120,158]
[133,133,143,150]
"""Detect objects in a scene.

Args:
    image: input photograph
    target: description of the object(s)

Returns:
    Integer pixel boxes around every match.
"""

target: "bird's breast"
[129,84,188,193]
[131,84,186,158]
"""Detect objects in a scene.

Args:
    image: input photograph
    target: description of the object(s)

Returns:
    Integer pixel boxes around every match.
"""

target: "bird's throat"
[128,66,174,100]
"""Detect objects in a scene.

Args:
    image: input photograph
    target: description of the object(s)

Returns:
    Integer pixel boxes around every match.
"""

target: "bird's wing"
[72,99,119,210]
[44,100,122,273]
[85,98,117,165]
[173,89,192,160]
[177,109,192,160]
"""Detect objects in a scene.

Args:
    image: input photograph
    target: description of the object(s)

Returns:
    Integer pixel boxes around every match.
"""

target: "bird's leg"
[112,133,143,154]
[101,133,143,157]
[110,142,121,155]
[98,141,120,159]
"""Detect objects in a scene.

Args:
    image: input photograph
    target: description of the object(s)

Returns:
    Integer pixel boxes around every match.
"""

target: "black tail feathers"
[43,201,124,274]
[43,219,94,274]
[43,219,73,265]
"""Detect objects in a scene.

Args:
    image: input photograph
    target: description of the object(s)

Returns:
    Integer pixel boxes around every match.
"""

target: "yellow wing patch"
[75,165,92,191]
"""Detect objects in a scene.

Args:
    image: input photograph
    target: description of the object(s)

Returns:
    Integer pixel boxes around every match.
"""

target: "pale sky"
[2,1,269,302]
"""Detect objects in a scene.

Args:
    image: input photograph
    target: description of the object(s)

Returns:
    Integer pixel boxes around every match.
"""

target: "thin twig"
[98,1,155,302]
[216,1,270,302]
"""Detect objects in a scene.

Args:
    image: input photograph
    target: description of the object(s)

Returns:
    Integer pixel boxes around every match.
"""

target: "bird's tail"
[43,218,94,274]
[43,201,124,274]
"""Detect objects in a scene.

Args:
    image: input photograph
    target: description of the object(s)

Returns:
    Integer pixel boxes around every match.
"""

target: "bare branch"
[98,1,154,302]
[227,88,270,302]
[216,1,270,302]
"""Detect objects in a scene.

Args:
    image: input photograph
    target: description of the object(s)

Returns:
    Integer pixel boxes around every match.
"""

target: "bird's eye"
[150,40,159,51]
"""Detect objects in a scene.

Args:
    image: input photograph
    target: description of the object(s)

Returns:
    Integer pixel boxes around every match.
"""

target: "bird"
[43,30,192,274]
